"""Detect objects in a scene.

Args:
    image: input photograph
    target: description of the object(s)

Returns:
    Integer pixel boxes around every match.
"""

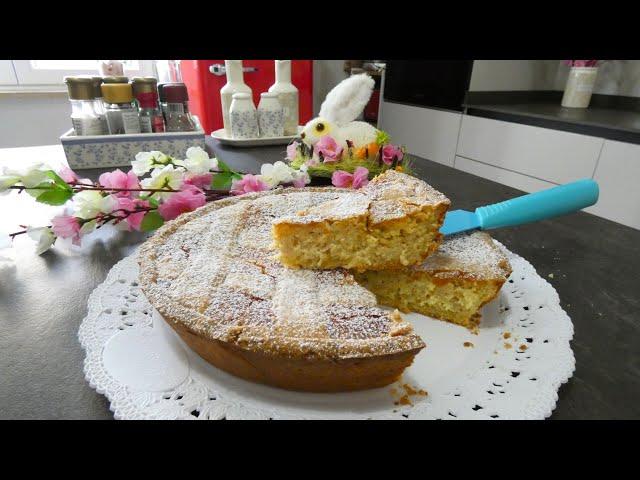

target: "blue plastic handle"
[476,179,599,230]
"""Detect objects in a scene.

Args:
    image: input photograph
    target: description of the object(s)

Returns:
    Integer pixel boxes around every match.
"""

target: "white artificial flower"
[0,231,11,249]
[72,190,117,219]
[1,162,52,197]
[26,226,56,255]
[183,146,218,174]
[80,220,97,235]
[140,165,184,199]
[259,161,295,188]
[131,152,155,176]
[0,174,20,195]
[131,151,171,176]
[3,162,51,187]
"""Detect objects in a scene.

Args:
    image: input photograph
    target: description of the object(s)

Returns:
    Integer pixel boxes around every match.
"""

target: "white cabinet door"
[454,156,556,193]
[378,101,462,167]
[586,140,640,230]
[458,115,603,184]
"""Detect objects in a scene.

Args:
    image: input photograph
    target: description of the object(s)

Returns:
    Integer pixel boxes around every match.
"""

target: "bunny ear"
[319,73,375,126]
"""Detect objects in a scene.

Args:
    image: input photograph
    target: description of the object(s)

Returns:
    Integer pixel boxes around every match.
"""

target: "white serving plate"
[79,242,575,420]
[211,126,302,147]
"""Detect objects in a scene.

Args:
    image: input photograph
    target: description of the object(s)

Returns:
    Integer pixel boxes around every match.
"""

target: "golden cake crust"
[354,232,512,331]
[272,171,450,271]
[415,231,513,281]
[275,170,450,226]
[138,187,425,392]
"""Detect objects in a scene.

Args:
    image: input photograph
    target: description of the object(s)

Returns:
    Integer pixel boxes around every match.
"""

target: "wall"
[553,60,640,97]
[470,60,640,98]
[312,60,346,115]
[0,93,71,148]
[469,60,559,91]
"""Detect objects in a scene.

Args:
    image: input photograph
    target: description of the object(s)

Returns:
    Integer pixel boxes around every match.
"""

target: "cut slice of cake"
[353,232,512,332]
[272,170,450,272]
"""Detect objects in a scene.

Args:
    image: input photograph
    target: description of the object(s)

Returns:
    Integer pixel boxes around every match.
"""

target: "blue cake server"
[440,178,599,236]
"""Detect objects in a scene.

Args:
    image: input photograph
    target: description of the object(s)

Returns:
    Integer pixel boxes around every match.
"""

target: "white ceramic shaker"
[257,92,284,137]
[220,60,252,135]
[268,60,299,135]
[229,92,259,139]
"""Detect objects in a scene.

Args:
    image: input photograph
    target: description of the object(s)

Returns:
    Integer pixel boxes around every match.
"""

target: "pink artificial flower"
[331,167,369,189]
[286,141,300,161]
[158,185,207,221]
[51,214,82,246]
[98,169,140,197]
[564,60,598,68]
[230,174,270,196]
[184,173,213,190]
[381,144,404,165]
[113,197,150,231]
[58,167,79,184]
[292,176,307,188]
[314,136,343,162]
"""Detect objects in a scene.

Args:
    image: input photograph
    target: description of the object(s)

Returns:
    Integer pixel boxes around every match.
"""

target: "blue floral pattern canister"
[229,92,259,139]
[257,92,284,137]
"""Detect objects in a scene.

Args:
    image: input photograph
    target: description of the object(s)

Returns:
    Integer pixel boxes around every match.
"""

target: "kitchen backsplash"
[470,60,640,99]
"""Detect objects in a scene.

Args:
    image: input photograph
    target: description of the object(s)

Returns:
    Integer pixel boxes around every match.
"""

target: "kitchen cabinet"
[457,115,603,185]
[378,102,462,167]
[586,140,640,230]
[454,155,555,193]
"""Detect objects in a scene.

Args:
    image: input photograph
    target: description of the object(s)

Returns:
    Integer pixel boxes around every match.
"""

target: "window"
[0,60,17,85]
[5,60,156,87]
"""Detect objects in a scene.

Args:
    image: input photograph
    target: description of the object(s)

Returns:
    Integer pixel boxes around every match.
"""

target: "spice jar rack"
[60,128,205,169]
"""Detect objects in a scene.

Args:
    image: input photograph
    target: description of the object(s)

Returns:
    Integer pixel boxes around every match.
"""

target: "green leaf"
[376,129,390,145]
[216,159,231,172]
[140,211,164,232]
[35,188,73,206]
[147,197,159,208]
[211,171,235,190]
[45,170,72,191]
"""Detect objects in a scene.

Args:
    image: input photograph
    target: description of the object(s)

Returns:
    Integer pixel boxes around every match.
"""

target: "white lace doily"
[78,241,575,420]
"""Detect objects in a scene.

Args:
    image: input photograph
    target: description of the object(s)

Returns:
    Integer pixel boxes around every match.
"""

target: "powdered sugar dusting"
[138,188,425,360]
[416,231,512,280]
[273,170,450,226]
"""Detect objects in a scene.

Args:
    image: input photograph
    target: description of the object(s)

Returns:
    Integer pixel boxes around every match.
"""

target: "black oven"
[383,60,473,112]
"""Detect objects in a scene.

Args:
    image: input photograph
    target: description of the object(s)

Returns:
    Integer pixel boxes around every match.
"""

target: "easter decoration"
[285,73,411,187]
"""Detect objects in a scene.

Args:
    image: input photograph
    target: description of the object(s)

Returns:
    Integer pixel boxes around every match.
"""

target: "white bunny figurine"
[301,73,378,149]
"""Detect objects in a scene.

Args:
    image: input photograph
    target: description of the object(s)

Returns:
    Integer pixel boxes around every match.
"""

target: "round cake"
[138,187,426,392]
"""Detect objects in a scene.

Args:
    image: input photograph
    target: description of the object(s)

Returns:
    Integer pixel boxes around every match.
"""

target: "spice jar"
[64,76,106,136]
[101,83,141,134]
[102,76,129,84]
[163,83,196,132]
[91,76,108,134]
[230,92,259,139]
[257,92,284,137]
[132,77,164,132]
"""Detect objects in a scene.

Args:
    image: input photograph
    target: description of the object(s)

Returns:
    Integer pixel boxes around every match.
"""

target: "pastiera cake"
[354,232,512,331]
[138,188,425,392]
[272,170,450,272]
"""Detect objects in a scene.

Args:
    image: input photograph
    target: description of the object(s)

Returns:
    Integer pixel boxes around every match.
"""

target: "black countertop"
[464,91,640,145]
[1,138,639,419]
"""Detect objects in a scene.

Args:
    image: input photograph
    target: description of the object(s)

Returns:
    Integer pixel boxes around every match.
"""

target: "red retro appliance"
[180,60,314,135]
